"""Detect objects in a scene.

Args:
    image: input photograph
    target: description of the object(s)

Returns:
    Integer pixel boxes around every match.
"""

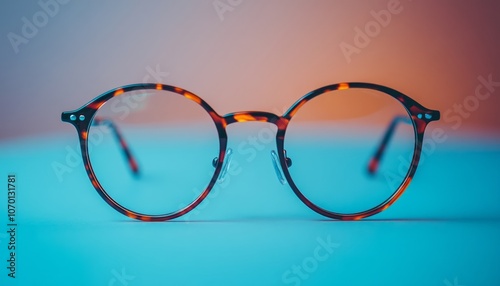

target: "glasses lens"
[87,88,220,216]
[284,88,416,214]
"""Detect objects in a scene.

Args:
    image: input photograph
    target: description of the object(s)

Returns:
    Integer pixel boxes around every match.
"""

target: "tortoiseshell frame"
[62,82,440,221]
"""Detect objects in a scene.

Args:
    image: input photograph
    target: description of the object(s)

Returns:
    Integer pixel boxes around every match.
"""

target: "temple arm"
[92,117,140,175]
[367,115,411,175]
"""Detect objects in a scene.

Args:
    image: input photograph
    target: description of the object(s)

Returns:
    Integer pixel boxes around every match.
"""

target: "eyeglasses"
[61,82,440,221]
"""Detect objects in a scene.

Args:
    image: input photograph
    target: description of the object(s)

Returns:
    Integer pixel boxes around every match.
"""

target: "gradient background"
[1,1,499,285]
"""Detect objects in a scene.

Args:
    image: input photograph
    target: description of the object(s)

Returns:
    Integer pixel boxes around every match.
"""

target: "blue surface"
[1,128,499,285]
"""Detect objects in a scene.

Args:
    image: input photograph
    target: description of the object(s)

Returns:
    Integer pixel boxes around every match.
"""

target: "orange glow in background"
[0,1,499,139]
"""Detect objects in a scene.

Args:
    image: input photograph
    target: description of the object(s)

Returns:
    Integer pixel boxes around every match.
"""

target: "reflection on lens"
[87,89,220,215]
[284,88,416,214]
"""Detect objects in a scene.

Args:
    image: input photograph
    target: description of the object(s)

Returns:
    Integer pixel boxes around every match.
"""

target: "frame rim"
[62,83,228,221]
[279,82,439,220]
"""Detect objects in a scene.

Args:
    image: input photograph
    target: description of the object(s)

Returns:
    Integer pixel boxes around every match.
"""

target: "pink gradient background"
[0,0,499,140]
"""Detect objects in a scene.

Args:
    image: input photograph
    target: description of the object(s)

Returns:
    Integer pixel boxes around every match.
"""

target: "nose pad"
[270,150,287,185]
[213,148,233,183]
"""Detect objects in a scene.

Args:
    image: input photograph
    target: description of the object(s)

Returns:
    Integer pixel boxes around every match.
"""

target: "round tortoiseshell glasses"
[61,82,440,221]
